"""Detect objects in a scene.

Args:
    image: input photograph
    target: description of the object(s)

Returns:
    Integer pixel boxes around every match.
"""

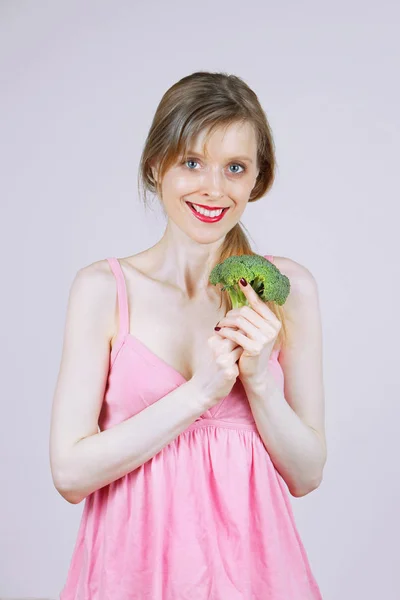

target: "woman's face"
[152,121,259,241]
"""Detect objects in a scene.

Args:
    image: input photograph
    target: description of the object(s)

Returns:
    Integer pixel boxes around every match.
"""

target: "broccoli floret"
[209,254,290,309]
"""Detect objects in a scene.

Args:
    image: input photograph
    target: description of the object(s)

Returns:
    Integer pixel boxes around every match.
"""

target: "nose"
[201,166,225,199]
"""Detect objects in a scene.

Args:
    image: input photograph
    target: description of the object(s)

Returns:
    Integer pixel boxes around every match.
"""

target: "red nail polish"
[214,326,221,331]
[240,278,247,286]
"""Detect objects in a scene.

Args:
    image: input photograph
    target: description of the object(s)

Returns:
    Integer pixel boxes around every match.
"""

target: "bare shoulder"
[71,258,115,301]
[75,257,114,280]
[67,258,117,337]
[272,255,320,317]
[272,255,317,288]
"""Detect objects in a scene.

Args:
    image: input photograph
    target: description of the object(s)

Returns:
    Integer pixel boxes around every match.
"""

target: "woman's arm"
[242,258,327,497]
[49,263,210,505]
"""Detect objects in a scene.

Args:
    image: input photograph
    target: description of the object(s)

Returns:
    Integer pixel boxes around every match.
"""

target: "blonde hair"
[137,71,287,351]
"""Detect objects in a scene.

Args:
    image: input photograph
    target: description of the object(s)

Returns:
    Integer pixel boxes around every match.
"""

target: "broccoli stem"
[228,285,249,309]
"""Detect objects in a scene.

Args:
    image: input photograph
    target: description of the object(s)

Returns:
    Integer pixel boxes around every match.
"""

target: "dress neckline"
[112,330,280,383]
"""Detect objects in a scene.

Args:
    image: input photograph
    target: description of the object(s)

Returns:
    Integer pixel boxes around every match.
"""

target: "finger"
[215,326,251,350]
[238,278,271,318]
[217,317,260,341]
[219,308,264,330]
[209,333,234,351]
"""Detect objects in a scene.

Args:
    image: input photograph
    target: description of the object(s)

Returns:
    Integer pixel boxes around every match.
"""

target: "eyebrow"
[186,151,253,164]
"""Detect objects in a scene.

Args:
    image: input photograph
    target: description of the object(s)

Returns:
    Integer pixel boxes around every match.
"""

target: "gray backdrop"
[1,1,399,598]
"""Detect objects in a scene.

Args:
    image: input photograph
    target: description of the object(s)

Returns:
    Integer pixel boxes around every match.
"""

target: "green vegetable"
[209,254,290,309]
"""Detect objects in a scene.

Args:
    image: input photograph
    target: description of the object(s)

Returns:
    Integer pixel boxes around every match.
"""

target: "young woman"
[50,71,326,599]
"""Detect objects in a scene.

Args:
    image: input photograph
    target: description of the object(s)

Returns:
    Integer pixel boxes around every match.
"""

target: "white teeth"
[190,203,224,217]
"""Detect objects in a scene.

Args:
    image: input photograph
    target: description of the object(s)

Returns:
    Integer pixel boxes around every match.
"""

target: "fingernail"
[214,326,221,331]
[240,278,247,286]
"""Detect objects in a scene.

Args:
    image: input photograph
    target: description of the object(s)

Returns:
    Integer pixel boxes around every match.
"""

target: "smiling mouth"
[188,202,228,210]
[186,201,229,213]
[185,201,230,222]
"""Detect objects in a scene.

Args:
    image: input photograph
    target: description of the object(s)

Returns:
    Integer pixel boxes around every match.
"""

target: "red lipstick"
[186,202,229,223]
[189,203,227,210]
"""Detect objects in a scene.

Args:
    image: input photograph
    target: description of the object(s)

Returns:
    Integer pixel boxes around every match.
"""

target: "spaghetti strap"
[106,257,130,338]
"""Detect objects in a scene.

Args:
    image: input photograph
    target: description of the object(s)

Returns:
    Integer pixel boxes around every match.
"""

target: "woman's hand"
[214,278,281,388]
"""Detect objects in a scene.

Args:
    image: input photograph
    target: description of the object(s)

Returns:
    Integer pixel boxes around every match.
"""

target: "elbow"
[60,488,85,505]
[290,474,324,498]
[56,482,85,505]
[52,468,84,505]
[290,448,327,498]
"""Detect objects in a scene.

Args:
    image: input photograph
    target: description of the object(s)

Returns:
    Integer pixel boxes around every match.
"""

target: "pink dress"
[60,255,323,599]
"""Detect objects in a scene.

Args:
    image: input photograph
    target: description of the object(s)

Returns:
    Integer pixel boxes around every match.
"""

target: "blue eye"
[185,159,198,169]
[229,163,245,174]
